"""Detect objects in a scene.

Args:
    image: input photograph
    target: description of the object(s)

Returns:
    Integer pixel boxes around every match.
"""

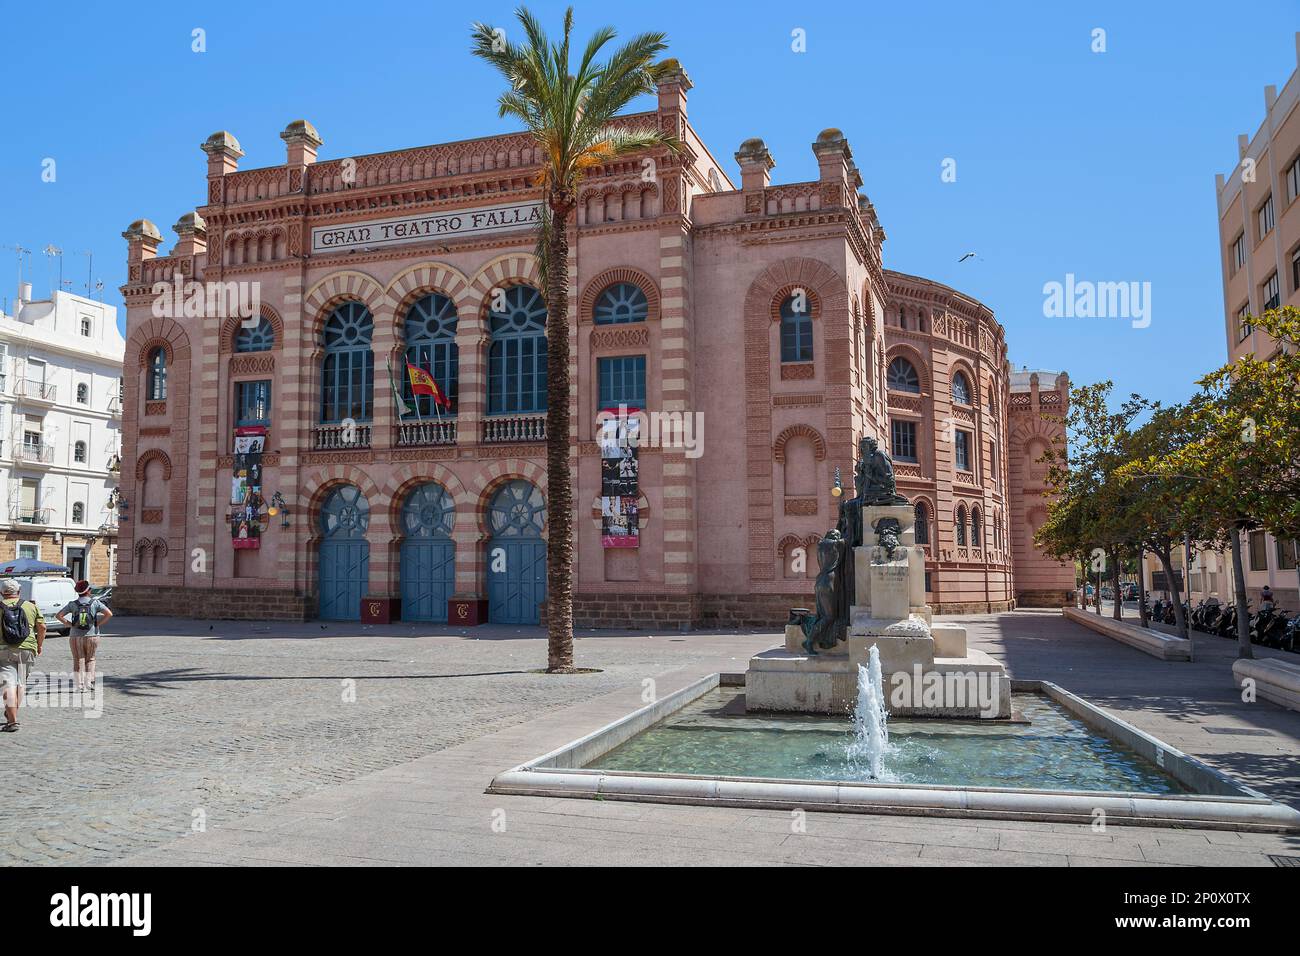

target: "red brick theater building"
[114,64,1073,625]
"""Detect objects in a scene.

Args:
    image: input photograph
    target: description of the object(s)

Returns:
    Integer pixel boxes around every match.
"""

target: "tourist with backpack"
[56,580,111,692]
[0,578,45,733]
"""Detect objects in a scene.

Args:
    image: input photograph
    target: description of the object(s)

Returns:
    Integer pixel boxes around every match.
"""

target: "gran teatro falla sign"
[311,200,543,255]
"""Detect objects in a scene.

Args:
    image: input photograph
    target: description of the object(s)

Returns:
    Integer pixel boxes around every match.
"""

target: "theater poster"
[599,409,639,548]
[601,495,639,549]
[230,426,267,549]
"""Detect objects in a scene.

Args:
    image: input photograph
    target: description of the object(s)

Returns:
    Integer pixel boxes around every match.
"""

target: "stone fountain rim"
[486,674,1300,834]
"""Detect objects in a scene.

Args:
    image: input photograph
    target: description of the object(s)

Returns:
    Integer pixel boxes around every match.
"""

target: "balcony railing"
[482,413,547,444]
[15,443,55,464]
[395,418,457,447]
[108,396,122,419]
[10,507,51,526]
[312,422,372,450]
[16,379,56,403]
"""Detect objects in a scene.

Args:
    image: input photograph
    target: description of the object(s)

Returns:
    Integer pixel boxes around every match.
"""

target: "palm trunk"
[544,201,575,672]
[1229,524,1253,660]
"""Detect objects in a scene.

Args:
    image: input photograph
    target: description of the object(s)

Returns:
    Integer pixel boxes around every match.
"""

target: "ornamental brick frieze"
[783,497,818,516]
[590,326,650,350]
[772,393,823,407]
[229,354,276,375]
[144,401,167,416]
[218,453,280,468]
[391,447,458,462]
[301,450,375,466]
[780,363,815,381]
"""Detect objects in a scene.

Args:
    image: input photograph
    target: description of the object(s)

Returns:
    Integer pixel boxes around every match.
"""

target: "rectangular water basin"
[487,675,1300,832]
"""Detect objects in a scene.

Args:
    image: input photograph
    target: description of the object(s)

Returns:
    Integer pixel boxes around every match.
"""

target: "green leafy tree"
[471,7,680,671]
[1123,307,1300,657]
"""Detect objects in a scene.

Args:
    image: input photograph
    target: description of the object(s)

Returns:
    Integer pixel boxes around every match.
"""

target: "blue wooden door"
[486,479,546,625]
[318,485,370,620]
[399,482,455,622]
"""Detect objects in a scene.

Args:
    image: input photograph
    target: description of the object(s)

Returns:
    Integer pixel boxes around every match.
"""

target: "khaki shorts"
[0,647,35,693]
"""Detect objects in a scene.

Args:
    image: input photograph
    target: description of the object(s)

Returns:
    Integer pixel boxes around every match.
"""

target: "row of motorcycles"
[1147,596,1300,652]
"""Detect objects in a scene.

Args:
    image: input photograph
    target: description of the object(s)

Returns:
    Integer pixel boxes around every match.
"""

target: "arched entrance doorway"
[486,479,546,625]
[399,482,455,622]
[318,484,370,620]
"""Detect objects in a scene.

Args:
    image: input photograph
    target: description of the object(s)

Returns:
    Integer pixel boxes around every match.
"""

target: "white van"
[5,576,78,635]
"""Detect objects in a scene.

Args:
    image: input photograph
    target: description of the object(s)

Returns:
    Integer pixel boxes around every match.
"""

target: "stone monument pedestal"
[746,504,1010,718]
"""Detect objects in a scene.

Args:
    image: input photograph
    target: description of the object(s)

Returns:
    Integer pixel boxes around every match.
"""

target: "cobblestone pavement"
[0,617,770,865]
[7,611,1300,866]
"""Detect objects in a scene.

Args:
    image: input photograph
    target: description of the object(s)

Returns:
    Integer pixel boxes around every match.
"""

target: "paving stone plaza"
[3,610,1296,867]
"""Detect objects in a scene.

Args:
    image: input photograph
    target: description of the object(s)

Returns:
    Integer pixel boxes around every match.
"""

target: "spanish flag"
[406,363,450,409]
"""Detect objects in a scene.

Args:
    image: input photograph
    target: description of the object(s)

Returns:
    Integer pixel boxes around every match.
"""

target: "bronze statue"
[790,432,911,652]
[800,529,846,654]
[859,436,909,506]
[872,517,903,560]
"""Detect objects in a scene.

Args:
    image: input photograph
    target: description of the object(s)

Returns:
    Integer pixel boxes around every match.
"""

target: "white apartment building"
[0,283,124,584]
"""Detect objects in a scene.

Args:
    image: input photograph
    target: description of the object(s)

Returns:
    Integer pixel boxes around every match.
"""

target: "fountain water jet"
[848,645,891,779]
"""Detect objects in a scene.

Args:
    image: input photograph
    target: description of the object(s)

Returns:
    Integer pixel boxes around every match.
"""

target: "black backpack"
[1,601,31,647]
[73,602,93,630]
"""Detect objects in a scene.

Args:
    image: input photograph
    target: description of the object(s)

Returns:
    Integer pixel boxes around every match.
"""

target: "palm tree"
[472,7,679,672]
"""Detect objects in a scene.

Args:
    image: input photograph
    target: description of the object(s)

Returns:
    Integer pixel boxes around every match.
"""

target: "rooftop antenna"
[78,250,93,297]
[43,245,63,296]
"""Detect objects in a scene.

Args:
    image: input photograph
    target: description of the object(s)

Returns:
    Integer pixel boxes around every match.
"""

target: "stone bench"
[1062,607,1193,661]
[1233,657,1300,712]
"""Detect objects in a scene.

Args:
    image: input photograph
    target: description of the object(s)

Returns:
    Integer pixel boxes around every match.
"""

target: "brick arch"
[767,283,823,324]
[773,424,827,463]
[468,253,542,308]
[134,448,172,481]
[219,303,285,354]
[384,463,471,530]
[947,356,980,406]
[743,257,850,582]
[912,496,935,549]
[884,343,932,395]
[135,336,174,369]
[473,460,547,537]
[385,261,474,337]
[303,270,387,342]
[301,467,383,525]
[579,267,662,324]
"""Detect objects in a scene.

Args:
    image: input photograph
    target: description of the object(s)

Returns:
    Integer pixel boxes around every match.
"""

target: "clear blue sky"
[2,0,1296,405]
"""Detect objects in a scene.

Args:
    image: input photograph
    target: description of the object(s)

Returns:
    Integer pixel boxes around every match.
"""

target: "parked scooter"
[1191,598,1221,632]
[1253,605,1291,648]
[1280,614,1300,653]
[1216,601,1250,639]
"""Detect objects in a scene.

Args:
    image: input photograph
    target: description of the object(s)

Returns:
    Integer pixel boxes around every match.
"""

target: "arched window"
[76,383,89,404]
[780,293,813,363]
[593,282,648,325]
[73,440,86,464]
[320,302,374,423]
[918,310,927,333]
[915,501,929,546]
[235,315,275,352]
[971,507,982,547]
[403,293,459,417]
[952,371,972,405]
[488,285,548,414]
[72,502,84,524]
[148,347,167,401]
[887,357,920,393]
[956,505,968,546]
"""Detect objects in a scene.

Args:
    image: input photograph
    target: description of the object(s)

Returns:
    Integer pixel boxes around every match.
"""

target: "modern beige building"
[1211,31,1300,608]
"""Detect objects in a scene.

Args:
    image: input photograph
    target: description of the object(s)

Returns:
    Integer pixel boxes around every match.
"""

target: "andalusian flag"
[406,362,451,410]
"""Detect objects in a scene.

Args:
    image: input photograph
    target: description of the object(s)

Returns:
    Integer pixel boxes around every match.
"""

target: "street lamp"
[267,491,290,529]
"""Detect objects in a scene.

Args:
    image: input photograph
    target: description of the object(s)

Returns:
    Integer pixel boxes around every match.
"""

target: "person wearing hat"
[0,578,44,732]
[56,580,111,692]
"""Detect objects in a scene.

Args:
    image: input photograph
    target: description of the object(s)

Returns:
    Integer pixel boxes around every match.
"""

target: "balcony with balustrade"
[15,442,55,468]
[15,379,56,406]
[395,418,457,448]
[482,413,546,444]
[312,422,373,451]
[9,506,51,527]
